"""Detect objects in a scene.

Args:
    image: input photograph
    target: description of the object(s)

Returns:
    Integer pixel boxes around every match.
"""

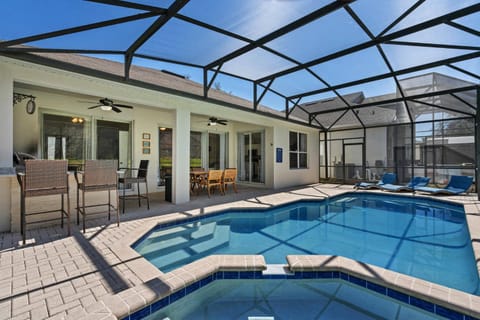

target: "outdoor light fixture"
[71,117,84,124]
[13,92,36,114]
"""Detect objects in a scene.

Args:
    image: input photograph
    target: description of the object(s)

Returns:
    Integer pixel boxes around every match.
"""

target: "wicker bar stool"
[75,160,119,233]
[118,160,150,213]
[17,160,70,245]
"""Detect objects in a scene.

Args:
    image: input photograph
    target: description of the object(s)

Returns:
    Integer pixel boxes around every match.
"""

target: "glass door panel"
[238,132,264,183]
[96,120,131,167]
[208,133,221,169]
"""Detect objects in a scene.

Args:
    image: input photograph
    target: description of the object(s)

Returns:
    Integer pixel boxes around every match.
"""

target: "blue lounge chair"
[415,175,473,195]
[355,172,397,189]
[381,176,430,192]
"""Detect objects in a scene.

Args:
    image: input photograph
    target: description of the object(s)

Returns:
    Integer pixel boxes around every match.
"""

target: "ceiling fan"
[88,98,133,113]
[208,117,228,126]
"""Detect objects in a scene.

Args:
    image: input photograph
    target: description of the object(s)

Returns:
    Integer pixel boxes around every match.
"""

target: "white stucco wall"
[0,56,321,231]
[273,125,319,189]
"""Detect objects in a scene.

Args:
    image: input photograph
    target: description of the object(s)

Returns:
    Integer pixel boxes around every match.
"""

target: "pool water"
[144,279,444,320]
[134,193,479,294]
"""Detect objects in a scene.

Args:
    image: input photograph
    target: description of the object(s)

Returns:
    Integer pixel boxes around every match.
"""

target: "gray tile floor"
[0,184,478,319]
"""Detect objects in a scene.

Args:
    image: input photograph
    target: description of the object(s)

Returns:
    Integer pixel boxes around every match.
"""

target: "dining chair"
[199,170,224,197]
[17,160,70,244]
[75,160,119,233]
[118,160,150,213]
[222,168,238,194]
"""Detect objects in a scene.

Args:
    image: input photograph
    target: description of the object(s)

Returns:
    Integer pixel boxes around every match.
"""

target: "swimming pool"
[145,278,445,320]
[133,192,479,294]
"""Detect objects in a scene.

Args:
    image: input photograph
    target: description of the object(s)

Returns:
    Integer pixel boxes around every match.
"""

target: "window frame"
[289,131,308,169]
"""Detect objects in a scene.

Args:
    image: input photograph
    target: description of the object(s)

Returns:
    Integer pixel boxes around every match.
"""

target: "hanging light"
[13,92,36,114]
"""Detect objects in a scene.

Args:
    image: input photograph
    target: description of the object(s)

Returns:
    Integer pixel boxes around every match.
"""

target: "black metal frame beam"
[0,12,159,48]
[476,86,480,200]
[123,0,190,79]
[257,4,479,84]
[385,40,480,51]
[205,1,354,70]
[0,0,476,134]
[309,85,477,116]
[447,64,480,81]
[288,51,479,100]
[377,0,426,37]
[407,98,474,117]
[450,93,476,110]
[445,21,480,37]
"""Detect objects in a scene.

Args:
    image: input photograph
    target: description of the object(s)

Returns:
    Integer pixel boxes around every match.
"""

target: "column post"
[173,108,190,204]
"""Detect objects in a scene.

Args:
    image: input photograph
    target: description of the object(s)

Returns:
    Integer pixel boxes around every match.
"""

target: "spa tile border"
[287,255,480,320]
[99,255,267,320]
[114,253,480,320]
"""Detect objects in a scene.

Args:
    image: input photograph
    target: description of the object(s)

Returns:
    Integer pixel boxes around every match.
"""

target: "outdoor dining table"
[190,171,207,195]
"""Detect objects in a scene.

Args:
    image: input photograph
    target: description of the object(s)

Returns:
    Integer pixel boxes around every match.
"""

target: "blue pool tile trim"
[120,270,479,320]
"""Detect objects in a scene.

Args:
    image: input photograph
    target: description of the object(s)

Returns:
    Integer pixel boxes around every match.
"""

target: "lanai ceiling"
[0,0,478,130]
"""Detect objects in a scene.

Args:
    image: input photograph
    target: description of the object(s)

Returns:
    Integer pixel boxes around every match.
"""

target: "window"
[289,131,307,169]
[42,114,90,168]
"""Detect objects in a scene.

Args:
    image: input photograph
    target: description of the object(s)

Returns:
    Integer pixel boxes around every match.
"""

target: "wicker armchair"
[118,160,150,213]
[222,168,238,193]
[199,170,224,197]
[17,160,70,244]
[75,160,119,233]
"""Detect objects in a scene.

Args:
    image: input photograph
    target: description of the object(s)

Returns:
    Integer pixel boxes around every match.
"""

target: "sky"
[0,0,478,110]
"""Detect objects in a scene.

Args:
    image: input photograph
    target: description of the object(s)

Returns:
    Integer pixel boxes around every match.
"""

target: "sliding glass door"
[238,132,264,183]
[96,120,131,168]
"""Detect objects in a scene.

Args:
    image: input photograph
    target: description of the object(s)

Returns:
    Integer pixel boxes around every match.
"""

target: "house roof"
[0,0,478,130]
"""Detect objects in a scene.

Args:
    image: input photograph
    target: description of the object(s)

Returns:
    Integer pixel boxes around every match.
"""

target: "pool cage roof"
[0,0,478,131]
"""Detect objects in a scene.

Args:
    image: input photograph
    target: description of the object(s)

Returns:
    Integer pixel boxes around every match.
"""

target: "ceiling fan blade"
[88,105,101,109]
[218,121,227,125]
[114,104,133,109]
[112,106,122,113]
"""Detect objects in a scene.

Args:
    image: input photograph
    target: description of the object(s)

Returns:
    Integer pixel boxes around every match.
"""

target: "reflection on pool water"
[133,193,479,294]
[144,279,444,320]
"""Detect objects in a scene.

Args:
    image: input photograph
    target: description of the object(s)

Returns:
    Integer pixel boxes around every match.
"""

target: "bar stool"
[17,160,70,244]
[118,160,150,213]
[75,160,119,233]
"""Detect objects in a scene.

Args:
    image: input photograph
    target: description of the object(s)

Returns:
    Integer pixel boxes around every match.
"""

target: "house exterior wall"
[0,56,320,232]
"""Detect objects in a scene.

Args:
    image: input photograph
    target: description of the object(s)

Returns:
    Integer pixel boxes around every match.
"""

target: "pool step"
[155,225,230,271]
[137,222,217,255]
[136,222,209,247]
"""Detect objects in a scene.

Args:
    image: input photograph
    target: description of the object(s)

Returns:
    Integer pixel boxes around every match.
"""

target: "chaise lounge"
[415,175,473,195]
[381,176,430,192]
[355,172,397,189]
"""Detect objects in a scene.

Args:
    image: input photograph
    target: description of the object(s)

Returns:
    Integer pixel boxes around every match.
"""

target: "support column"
[0,64,13,168]
[173,108,190,204]
[0,64,14,232]
[475,86,480,200]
